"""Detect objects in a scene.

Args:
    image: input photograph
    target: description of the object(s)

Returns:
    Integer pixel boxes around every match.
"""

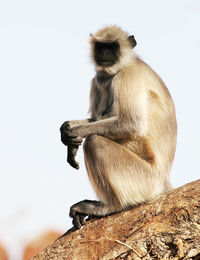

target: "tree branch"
[31,180,200,259]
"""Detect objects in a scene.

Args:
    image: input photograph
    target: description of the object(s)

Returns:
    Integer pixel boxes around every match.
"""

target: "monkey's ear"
[90,33,95,40]
[128,35,137,48]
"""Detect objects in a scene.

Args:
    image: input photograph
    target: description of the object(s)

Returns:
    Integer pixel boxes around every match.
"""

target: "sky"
[0,0,200,259]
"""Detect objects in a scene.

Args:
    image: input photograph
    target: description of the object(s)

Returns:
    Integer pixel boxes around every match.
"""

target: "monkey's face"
[90,26,137,73]
[94,41,120,67]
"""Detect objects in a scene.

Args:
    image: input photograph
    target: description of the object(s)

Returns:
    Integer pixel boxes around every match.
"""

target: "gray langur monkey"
[60,25,177,229]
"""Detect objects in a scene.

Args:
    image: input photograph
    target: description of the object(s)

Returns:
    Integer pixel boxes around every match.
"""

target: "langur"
[60,25,177,229]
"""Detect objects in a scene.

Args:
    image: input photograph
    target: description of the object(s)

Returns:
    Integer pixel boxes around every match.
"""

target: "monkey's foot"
[71,213,87,229]
[69,200,102,229]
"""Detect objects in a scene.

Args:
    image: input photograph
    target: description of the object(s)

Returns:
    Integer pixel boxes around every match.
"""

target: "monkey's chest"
[95,72,115,118]
[97,91,114,118]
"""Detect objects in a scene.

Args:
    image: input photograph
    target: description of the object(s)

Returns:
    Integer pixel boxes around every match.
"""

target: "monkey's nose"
[102,50,107,57]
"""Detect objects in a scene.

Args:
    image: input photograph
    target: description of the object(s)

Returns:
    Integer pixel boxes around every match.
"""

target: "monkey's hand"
[67,145,80,170]
[60,121,83,169]
[60,121,83,146]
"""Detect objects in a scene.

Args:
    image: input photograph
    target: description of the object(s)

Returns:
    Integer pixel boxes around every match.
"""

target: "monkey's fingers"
[67,146,80,170]
[68,137,83,146]
[69,145,78,156]
[68,158,80,170]
[72,214,87,229]
[60,121,72,133]
[61,136,83,146]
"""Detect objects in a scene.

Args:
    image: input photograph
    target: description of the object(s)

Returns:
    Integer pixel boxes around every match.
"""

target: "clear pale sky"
[0,0,200,259]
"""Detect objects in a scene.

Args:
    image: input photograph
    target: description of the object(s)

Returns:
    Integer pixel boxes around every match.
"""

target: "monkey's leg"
[70,134,162,228]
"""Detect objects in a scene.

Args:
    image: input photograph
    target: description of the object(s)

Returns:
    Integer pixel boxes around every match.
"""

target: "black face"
[94,41,120,67]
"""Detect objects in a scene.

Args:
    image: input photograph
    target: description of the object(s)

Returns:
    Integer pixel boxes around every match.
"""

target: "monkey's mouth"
[96,60,115,67]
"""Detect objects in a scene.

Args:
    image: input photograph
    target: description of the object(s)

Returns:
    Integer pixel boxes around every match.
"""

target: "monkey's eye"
[95,41,119,52]
[109,41,120,50]
[95,41,104,51]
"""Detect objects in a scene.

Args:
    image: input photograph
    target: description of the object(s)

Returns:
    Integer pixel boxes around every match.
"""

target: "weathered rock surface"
[32,180,200,259]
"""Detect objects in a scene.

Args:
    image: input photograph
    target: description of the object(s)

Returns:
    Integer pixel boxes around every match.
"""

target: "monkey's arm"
[71,89,148,139]
[63,119,92,129]
[70,117,121,138]
[70,112,147,139]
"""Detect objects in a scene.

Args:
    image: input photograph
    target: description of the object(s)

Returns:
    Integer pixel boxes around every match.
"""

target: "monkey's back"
[132,59,177,177]
[109,58,177,182]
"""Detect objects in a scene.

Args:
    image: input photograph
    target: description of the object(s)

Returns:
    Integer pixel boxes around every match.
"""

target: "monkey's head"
[90,26,137,73]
